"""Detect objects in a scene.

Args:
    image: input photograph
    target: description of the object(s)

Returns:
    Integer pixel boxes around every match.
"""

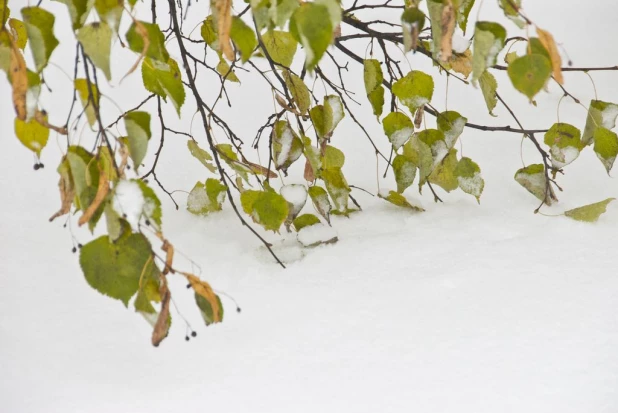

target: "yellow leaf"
[536,27,563,85]
[449,49,472,78]
[9,38,27,120]
[184,273,222,323]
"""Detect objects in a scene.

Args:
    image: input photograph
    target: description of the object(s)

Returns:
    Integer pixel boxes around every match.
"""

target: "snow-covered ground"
[1,1,618,412]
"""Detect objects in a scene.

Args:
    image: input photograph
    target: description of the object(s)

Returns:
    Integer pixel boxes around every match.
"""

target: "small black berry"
[191,331,197,337]
[237,307,242,313]
[72,247,77,253]
[145,219,151,226]
[77,243,83,249]
[34,164,40,171]
[185,336,190,341]
[39,163,44,169]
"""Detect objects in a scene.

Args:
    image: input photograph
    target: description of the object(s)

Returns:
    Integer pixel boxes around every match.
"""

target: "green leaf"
[94,0,123,32]
[66,146,97,212]
[322,145,345,169]
[544,123,582,168]
[303,136,322,178]
[564,198,615,223]
[268,0,299,28]
[364,59,385,118]
[417,128,448,168]
[426,0,445,57]
[325,95,344,133]
[392,70,434,114]
[136,180,162,229]
[240,190,289,232]
[455,156,484,203]
[582,100,618,146]
[187,178,228,215]
[293,213,321,231]
[378,190,424,211]
[216,57,240,82]
[457,0,475,34]
[79,233,156,306]
[283,70,310,114]
[289,2,332,71]
[315,0,341,29]
[52,0,95,31]
[262,30,297,67]
[321,167,350,212]
[593,127,618,174]
[478,70,498,116]
[123,111,151,169]
[428,148,459,192]
[307,185,331,223]
[1,3,9,26]
[392,154,417,193]
[187,140,216,172]
[104,203,126,242]
[230,17,257,63]
[195,292,224,326]
[77,21,112,81]
[498,0,525,28]
[215,144,251,182]
[507,54,551,100]
[14,116,49,156]
[21,6,59,72]
[126,21,169,63]
[74,78,100,127]
[273,120,303,172]
[9,18,28,49]
[310,105,332,140]
[383,112,414,150]
[200,16,218,49]
[437,111,467,148]
[402,134,434,186]
[514,164,556,205]
[401,7,425,53]
[472,21,506,82]
[142,57,186,115]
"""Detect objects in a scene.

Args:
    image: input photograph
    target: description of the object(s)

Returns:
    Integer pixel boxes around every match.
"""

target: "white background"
[1,0,618,412]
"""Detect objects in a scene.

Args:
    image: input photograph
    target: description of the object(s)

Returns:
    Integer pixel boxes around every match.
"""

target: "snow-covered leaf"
[582,100,618,146]
[392,70,434,114]
[297,223,338,247]
[436,111,467,149]
[241,190,289,232]
[308,185,331,223]
[321,167,350,213]
[514,164,556,205]
[454,157,484,203]
[544,123,581,169]
[273,121,303,172]
[392,154,417,193]
[293,213,321,231]
[378,190,424,212]
[187,178,228,215]
[593,127,618,174]
[472,21,506,82]
[428,148,459,192]
[383,112,414,150]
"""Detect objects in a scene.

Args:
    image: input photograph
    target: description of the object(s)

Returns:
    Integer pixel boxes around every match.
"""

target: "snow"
[297,223,338,247]
[443,116,466,148]
[327,95,344,131]
[452,34,470,54]
[280,184,307,209]
[600,104,618,129]
[390,126,414,149]
[112,180,145,230]
[276,127,294,167]
[2,1,618,413]
[457,172,483,197]
[486,39,503,67]
[550,145,580,169]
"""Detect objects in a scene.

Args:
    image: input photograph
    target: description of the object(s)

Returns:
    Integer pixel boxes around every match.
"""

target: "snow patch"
[486,39,502,66]
[457,172,483,197]
[452,34,470,54]
[297,224,338,247]
[550,145,580,168]
[327,96,344,130]
[390,127,414,150]
[276,127,294,167]
[187,185,208,213]
[444,117,466,148]
[112,180,145,230]
[601,104,618,129]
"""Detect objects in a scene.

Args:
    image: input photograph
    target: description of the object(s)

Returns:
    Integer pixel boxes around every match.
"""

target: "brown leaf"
[243,160,278,178]
[439,0,455,62]
[49,160,75,222]
[151,275,171,347]
[121,19,150,83]
[414,104,424,129]
[304,159,315,182]
[118,140,129,179]
[78,164,110,226]
[215,0,234,61]
[161,239,175,275]
[35,110,68,135]
[333,24,341,40]
[449,49,472,78]
[9,39,27,120]
[537,27,563,84]
[185,273,222,323]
